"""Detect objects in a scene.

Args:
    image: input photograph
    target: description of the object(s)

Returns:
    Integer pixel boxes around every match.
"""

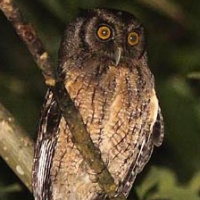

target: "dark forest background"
[0,0,200,199]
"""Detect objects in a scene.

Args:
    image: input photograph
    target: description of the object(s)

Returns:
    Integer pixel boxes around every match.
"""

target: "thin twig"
[0,1,125,199]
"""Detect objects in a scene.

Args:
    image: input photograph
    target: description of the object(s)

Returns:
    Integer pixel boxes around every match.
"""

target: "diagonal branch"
[0,103,33,191]
[0,0,125,199]
[0,0,55,85]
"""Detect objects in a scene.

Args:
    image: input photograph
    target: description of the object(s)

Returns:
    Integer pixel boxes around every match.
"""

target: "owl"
[32,8,164,200]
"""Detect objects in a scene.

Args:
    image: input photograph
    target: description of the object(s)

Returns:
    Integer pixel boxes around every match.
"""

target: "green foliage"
[136,167,200,200]
[0,0,200,199]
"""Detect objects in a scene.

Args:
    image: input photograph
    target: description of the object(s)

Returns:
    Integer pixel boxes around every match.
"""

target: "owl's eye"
[96,25,112,41]
[127,32,139,46]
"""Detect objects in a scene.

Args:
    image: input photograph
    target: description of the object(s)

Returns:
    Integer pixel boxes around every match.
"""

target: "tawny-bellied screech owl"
[32,8,164,200]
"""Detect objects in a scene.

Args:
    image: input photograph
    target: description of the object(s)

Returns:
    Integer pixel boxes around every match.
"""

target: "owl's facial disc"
[58,8,146,67]
[92,23,144,64]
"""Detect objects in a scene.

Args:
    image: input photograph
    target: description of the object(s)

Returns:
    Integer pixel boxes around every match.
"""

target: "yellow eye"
[127,32,139,46]
[97,25,112,40]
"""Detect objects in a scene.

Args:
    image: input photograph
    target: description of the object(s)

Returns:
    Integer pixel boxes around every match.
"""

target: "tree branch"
[0,103,33,191]
[0,0,55,85]
[0,0,125,199]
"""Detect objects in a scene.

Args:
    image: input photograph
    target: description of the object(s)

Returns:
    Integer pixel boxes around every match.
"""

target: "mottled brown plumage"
[32,8,164,200]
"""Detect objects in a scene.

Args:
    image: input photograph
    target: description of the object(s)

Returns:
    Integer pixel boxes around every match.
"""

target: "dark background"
[0,0,200,199]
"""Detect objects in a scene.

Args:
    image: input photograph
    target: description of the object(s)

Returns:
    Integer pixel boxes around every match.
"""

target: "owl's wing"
[122,106,164,197]
[32,89,61,200]
[152,107,164,147]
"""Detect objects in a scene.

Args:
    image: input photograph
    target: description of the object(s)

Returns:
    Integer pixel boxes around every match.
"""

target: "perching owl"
[32,8,164,200]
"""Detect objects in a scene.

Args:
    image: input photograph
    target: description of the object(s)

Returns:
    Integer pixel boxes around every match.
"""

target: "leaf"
[136,167,200,200]
[189,171,200,192]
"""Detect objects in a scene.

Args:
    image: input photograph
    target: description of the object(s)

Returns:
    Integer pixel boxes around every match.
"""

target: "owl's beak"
[115,47,122,66]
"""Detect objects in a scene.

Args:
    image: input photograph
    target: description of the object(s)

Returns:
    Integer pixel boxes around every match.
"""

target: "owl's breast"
[65,60,155,184]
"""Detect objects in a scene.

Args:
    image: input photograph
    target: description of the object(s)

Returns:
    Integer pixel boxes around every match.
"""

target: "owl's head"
[59,9,146,67]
